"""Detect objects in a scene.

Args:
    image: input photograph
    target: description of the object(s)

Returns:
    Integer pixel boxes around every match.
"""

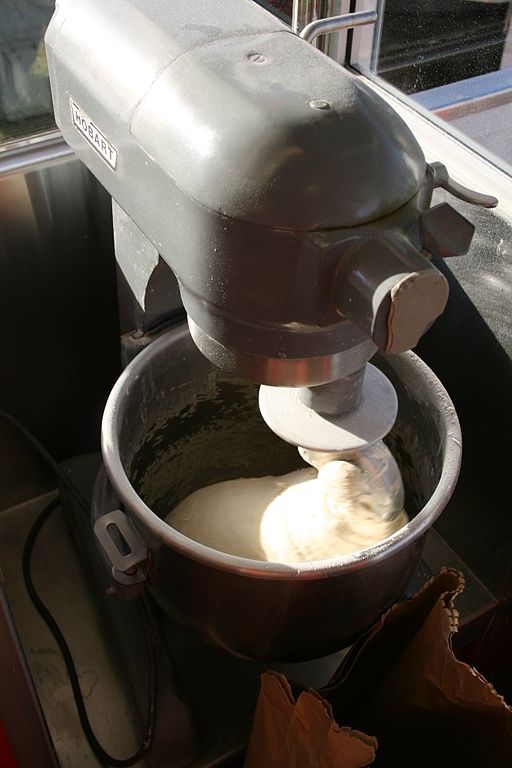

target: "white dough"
[165,460,408,563]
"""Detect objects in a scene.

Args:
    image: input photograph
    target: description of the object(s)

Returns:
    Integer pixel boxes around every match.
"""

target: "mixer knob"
[420,202,475,259]
[335,234,449,354]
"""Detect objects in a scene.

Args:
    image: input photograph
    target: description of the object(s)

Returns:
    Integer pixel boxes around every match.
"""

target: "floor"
[0,492,145,768]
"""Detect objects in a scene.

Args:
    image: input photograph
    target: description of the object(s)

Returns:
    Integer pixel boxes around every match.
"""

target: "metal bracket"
[93,509,149,588]
[299,10,377,44]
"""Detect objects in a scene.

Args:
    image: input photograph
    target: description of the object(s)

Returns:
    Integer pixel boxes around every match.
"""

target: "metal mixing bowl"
[100,323,461,661]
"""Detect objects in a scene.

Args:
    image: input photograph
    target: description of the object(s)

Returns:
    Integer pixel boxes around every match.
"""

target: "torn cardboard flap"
[244,670,377,768]
[245,569,512,767]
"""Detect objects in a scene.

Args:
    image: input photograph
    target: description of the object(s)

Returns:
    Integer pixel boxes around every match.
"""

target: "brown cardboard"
[245,569,512,767]
[245,670,377,767]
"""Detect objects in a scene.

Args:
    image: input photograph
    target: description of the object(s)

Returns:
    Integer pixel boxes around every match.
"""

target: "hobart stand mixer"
[44,0,496,765]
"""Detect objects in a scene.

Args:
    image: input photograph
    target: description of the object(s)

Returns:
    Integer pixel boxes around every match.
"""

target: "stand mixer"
[39,0,496,765]
[45,0,495,525]
[41,0,497,657]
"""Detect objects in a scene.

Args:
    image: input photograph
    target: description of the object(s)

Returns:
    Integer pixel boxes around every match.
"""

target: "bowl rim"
[101,325,462,579]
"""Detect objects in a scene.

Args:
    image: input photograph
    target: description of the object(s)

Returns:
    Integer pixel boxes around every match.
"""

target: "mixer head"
[45,0,496,455]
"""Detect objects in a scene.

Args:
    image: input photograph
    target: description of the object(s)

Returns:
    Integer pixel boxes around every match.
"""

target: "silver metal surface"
[299,367,366,415]
[369,0,386,72]
[300,9,377,44]
[100,324,462,660]
[188,317,378,387]
[0,131,73,178]
[292,0,337,54]
[259,363,398,452]
[292,0,353,60]
[292,0,331,32]
[101,325,461,574]
[93,508,148,573]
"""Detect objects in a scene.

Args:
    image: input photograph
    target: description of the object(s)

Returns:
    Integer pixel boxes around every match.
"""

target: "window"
[347,1,512,174]
[262,0,293,17]
[0,0,56,143]
[1,0,294,145]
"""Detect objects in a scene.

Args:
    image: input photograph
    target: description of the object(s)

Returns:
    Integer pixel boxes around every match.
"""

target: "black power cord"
[0,409,90,515]
[1,410,157,767]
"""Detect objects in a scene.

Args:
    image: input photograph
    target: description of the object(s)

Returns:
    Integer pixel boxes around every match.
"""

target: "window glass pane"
[1,1,292,145]
[350,0,512,173]
[377,2,510,93]
[0,0,56,143]
[257,0,293,21]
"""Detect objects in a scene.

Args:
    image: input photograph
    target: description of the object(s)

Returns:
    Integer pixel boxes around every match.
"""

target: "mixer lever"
[429,161,498,208]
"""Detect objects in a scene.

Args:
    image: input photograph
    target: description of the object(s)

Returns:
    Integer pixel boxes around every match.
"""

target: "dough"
[165,460,408,563]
